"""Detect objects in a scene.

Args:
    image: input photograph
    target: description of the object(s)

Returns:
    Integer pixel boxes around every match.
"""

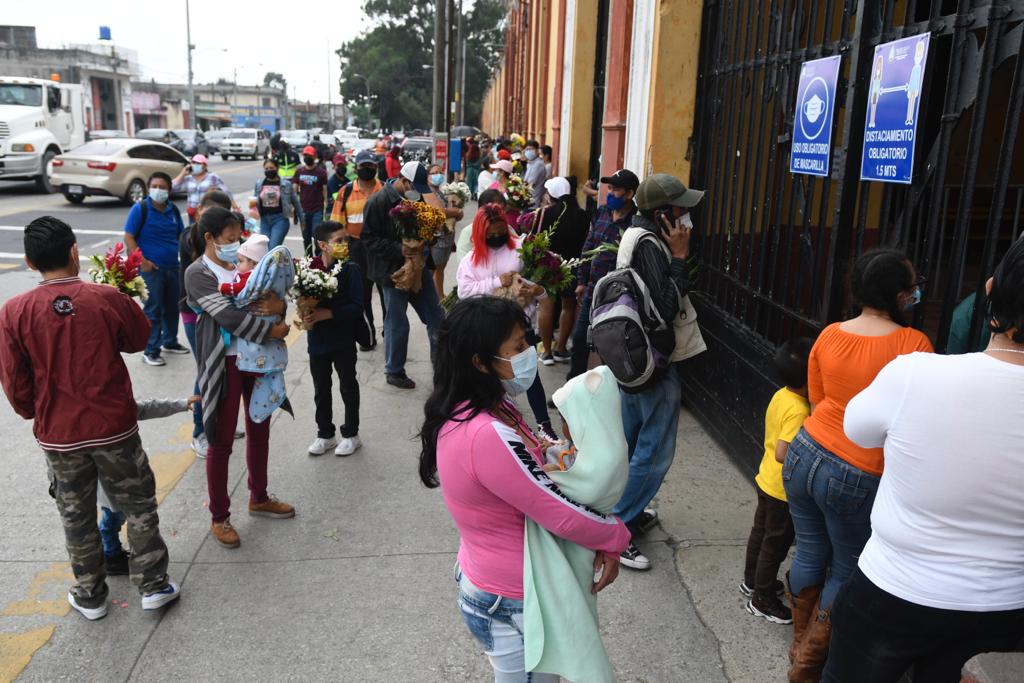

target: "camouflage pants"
[44,433,170,608]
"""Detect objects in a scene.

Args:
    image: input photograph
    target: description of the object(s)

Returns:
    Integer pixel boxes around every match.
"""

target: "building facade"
[131,82,289,132]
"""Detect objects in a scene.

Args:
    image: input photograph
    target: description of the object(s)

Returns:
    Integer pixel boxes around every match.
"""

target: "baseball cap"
[302,145,317,157]
[497,148,512,161]
[489,160,514,174]
[635,173,705,210]
[238,233,269,263]
[332,153,346,166]
[544,177,571,199]
[191,153,208,165]
[355,150,377,166]
[400,161,431,195]
[600,169,640,191]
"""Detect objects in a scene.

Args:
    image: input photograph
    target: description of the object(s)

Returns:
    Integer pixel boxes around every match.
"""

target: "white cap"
[238,234,269,263]
[544,177,571,199]
[489,160,514,174]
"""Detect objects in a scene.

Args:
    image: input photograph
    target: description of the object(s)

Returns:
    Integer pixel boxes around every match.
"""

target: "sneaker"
[335,435,362,457]
[67,592,107,621]
[552,349,571,363]
[211,519,240,548]
[359,335,378,352]
[234,429,245,440]
[248,495,295,519]
[191,434,209,459]
[105,550,130,576]
[142,581,181,611]
[537,422,559,443]
[386,373,416,389]
[619,543,652,570]
[142,354,166,367]
[746,595,793,624]
[739,579,785,598]
[308,436,337,456]
[162,343,191,355]
[540,352,555,366]
[634,509,659,534]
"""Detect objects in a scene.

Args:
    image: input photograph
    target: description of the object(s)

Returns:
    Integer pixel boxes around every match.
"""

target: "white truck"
[0,77,86,192]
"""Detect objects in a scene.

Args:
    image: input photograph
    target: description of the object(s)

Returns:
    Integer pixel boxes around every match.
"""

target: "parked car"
[400,136,432,164]
[204,128,232,153]
[87,129,129,140]
[48,138,189,205]
[280,129,310,150]
[220,128,269,160]
[136,128,186,153]
[173,129,208,157]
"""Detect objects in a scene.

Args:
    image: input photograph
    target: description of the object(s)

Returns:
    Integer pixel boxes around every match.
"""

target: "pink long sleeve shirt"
[437,402,631,600]
[456,238,544,317]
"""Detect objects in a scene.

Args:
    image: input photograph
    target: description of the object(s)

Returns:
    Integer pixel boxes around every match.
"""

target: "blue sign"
[861,33,930,184]
[790,55,841,177]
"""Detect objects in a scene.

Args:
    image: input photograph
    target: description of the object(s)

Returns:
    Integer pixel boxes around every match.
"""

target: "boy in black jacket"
[303,221,365,457]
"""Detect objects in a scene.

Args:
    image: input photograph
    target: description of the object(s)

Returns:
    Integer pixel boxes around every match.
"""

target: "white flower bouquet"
[288,256,341,330]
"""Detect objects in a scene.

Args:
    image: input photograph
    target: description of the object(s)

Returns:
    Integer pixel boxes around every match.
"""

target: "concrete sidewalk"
[0,233,793,682]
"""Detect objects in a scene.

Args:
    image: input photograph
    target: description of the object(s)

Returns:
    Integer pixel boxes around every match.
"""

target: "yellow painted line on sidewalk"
[1,564,72,618]
[0,625,56,683]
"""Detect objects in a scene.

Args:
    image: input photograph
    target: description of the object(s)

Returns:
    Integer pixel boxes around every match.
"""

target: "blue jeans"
[567,300,591,381]
[613,365,682,528]
[783,429,881,608]
[261,213,290,250]
[300,209,323,256]
[99,506,126,556]
[455,564,558,683]
[183,319,204,438]
[140,267,180,357]
[381,271,443,377]
[524,330,550,426]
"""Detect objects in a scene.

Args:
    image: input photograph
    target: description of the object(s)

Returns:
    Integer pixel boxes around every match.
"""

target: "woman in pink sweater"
[420,297,630,682]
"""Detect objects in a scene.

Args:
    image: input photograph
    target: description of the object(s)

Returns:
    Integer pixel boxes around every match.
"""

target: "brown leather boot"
[788,602,832,683]
[786,574,823,663]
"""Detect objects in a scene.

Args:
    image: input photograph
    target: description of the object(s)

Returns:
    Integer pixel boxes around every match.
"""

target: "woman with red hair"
[456,203,558,442]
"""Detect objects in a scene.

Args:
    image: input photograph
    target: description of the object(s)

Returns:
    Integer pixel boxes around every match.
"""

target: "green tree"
[462,0,506,127]
[263,72,287,90]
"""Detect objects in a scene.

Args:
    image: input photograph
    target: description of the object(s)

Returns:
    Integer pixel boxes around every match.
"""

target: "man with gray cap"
[612,173,705,571]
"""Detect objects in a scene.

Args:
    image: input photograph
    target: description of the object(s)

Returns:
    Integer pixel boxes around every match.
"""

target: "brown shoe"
[248,495,295,519]
[786,574,822,663]
[211,519,240,548]
[788,602,832,683]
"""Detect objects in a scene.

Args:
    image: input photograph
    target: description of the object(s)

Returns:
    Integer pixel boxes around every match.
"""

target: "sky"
[4,1,371,103]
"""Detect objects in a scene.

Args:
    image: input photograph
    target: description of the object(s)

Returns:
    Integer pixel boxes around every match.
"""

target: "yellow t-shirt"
[755,387,810,502]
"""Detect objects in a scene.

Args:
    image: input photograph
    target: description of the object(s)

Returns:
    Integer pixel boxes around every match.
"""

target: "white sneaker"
[67,592,107,621]
[308,437,337,456]
[191,434,209,458]
[142,354,166,367]
[142,581,181,610]
[335,435,362,457]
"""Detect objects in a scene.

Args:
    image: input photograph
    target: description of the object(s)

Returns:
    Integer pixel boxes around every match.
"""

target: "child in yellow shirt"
[742,337,813,624]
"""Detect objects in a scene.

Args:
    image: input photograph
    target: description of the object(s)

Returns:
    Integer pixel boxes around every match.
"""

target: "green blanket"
[524,366,629,682]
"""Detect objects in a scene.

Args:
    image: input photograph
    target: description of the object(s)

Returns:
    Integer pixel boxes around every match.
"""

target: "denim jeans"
[783,429,880,608]
[524,329,550,426]
[455,564,558,683]
[381,272,443,377]
[823,568,1024,683]
[261,213,290,250]
[99,506,126,556]
[300,209,323,256]
[182,319,204,438]
[140,267,180,357]
[567,300,591,381]
[613,365,682,528]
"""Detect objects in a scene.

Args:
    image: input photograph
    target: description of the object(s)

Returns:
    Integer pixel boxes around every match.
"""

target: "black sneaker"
[552,349,571,363]
[386,373,416,389]
[739,579,785,598]
[537,421,559,443]
[619,542,651,570]
[162,342,191,355]
[105,550,130,576]
[746,595,793,624]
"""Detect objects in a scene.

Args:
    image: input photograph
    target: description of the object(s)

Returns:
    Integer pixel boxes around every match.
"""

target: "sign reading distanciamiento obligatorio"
[790,55,842,177]
[860,34,930,184]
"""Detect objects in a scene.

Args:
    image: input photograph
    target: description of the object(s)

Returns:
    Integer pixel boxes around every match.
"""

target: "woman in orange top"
[782,249,932,681]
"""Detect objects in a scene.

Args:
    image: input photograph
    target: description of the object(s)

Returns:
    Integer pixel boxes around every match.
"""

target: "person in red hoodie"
[0,216,180,621]
[385,145,403,179]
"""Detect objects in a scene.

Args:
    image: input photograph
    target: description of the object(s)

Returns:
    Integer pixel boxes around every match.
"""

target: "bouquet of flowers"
[88,242,148,301]
[440,181,471,236]
[288,255,341,330]
[517,228,590,298]
[505,174,533,211]
[389,200,446,292]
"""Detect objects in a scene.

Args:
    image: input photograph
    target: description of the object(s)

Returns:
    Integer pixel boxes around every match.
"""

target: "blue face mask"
[606,194,626,211]
[494,347,538,396]
[904,286,922,310]
[524,149,537,161]
[430,173,444,186]
[215,241,241,264]
[148,188,169,204]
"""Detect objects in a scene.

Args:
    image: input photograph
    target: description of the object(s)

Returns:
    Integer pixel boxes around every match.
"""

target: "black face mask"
[264,169,278,179]
[356,166,377,181]
[303,156,316,165]
[486,235,508,249]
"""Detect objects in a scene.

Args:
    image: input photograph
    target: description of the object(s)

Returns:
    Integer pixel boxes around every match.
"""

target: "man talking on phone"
[613,173,705,571]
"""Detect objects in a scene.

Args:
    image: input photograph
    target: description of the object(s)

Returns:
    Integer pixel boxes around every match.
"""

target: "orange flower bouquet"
[389,200,446,292]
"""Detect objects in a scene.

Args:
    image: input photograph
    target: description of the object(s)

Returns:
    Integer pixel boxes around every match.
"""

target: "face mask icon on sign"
[804,93,825,124]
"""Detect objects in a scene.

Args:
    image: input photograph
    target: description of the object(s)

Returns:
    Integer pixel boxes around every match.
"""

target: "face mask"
[264,169,278,179]
[680,212,694,229]
[404,190,421,202]
[430,173,444,186]
[486,235,508,249]
[605,194,626,211]
[904,286,922,310]
[191,164,204,175]
[357,166,377,180]
[149,188,169,204]
[494,347,538,396]
[325,242,348,260]
[524,149,537,161]
[303,156,316,165]
[215,241,240,264]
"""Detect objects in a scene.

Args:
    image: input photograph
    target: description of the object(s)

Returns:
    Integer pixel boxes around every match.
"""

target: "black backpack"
[138,199,184,242]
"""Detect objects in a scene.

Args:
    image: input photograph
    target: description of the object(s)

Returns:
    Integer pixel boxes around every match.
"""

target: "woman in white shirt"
[824,238,1024,682]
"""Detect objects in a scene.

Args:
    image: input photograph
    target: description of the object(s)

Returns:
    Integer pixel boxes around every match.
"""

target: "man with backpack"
[329,149,384,351]
[589,173,706,570]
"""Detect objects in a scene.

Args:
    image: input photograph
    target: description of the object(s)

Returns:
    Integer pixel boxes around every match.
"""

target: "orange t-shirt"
[803,322,933,476]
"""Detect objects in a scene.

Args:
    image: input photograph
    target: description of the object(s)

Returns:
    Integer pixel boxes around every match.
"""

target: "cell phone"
[655,209,673,231]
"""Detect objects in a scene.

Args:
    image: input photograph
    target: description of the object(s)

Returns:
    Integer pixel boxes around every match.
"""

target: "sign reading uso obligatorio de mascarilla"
[790,55,842,177]
[861,33,931,184]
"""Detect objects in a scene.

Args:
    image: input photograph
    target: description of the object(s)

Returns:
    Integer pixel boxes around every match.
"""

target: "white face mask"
[149,188,169,204]
[191,164,205,175]
[680,213,694,229]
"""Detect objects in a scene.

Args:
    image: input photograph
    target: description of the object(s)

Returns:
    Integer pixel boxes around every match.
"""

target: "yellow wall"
[543,0,563,147]
[564,0,599,184]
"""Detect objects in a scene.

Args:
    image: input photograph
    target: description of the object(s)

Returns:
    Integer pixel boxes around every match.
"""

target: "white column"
[557,0,577,169]
[624,0,656,176]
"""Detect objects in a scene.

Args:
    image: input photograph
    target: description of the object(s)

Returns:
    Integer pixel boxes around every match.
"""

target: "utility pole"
[456,0,465,126]
[326,38,332,128]
[432,0,446,133]
[185,0,195,129]
[446,0,456,131]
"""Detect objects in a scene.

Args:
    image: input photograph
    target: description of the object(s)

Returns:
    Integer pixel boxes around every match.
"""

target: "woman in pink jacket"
[419,296,631,682]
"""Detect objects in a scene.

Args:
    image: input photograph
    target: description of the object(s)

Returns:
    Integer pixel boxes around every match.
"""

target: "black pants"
[350,239,384,338]
[567,302,590,381]
[743,487,795,600]
[823,567,1024,683]
[309,345,360,439]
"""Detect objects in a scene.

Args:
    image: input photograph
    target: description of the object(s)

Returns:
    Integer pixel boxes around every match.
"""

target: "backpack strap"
[341,182,355,215]
[616,227,668,269]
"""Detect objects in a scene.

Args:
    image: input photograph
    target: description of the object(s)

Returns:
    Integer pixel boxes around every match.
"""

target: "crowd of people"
[0,127,1022,683]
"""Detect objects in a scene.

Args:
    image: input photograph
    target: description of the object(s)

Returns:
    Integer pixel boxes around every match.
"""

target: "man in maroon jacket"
[0,216,180,620]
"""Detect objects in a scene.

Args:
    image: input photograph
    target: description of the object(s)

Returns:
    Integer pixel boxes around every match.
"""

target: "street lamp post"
[351,73,372,127]
[185,0,195,128]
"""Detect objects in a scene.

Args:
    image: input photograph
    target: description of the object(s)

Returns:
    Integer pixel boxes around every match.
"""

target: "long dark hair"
[418,297,530,488]
[188,190,232,261]
[989,236,1024,343]
[849,248,915,326]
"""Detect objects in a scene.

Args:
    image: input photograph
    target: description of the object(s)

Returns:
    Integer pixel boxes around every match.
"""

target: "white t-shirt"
[203,255,240,357]
[845,351,1024,611]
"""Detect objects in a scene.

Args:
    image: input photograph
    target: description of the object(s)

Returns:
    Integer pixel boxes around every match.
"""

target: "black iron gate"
[686,0,1024,470]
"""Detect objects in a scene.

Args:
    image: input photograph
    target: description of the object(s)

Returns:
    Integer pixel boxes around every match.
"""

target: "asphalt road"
[0,157,265,268]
